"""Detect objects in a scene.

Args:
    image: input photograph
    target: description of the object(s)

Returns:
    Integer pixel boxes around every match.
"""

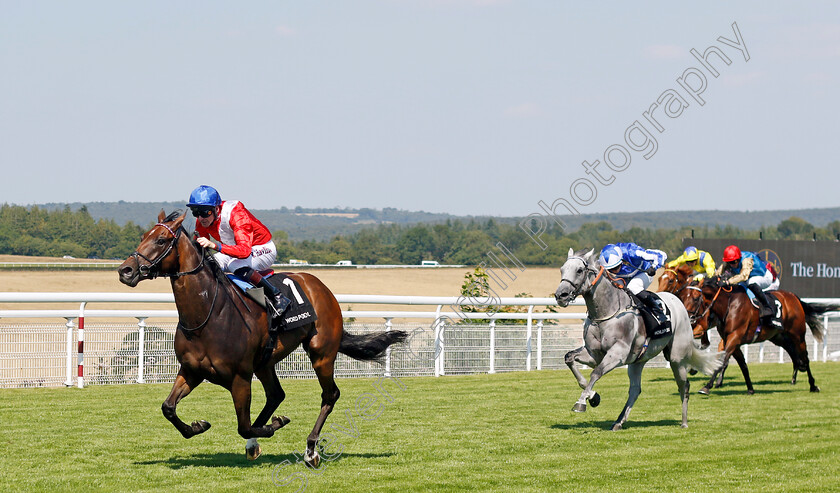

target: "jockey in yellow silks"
[667,246,715,282]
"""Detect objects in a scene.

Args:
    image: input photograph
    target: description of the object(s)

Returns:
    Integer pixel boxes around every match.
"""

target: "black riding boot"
[235,268,291,325]
[635,290,670,335]
[747,283,774,325]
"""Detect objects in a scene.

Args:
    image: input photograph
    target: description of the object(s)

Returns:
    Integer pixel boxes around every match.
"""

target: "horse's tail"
[339,329,409,363]
[799,298,840,344]
[687,345,724,376]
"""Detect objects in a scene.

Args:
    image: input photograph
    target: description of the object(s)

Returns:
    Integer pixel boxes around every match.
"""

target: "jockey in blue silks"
[599,242,669,335]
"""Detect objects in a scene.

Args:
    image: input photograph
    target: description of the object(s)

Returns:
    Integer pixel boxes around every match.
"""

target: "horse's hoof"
[272,415,291,430]
[698,387,710,396]
[572,402,587,413]
[246,439,262,461]
[190,420,211,435]
[747,389,755,395]
[610,423,623,431]
[811,386,820,393]
[680,423,688,429]
[589,393,601,408]
[304,450,320,469]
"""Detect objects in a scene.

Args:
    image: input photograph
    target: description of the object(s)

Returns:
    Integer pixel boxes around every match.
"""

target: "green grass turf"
[1,363,839,492]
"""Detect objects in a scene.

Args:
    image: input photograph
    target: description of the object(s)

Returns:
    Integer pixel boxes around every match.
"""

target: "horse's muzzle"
[118,258,141,287]
[555,291,572,307]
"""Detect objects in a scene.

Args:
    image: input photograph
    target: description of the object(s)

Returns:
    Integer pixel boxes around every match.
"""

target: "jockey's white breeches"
[748,269,775,291]
[213,241,277,273]
[626,273,652,295]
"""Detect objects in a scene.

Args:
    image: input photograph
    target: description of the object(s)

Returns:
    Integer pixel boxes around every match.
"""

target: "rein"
[129,223,207,279]
[686,283,730,325]
[562,258,633,323]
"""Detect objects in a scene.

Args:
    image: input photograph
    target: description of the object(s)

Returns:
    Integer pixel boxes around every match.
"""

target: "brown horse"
[656,264,697,295]
[656,264,713,348]
[680,276,837,395]
[118,211,407,465]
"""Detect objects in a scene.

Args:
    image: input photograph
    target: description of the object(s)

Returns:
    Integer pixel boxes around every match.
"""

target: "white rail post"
[64,317,75,387]
[526,306,534,372]
[536,320,543,371]
[77,302,86,388]
[489,319,496,374]
[384,317,393,377]
[434,313,445,377]
[136,317,147,384]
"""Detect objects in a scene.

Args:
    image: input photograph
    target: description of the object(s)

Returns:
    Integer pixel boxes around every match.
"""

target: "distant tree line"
[0,204,146,259]
[276,216,840,266]
[1,204,838,265]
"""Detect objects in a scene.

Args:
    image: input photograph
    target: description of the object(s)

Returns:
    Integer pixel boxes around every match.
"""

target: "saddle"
[631,291,673,340]
[227,271,318,331]
[745,289,784,330]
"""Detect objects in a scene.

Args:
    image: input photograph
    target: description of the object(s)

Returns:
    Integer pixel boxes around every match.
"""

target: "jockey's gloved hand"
[645,267,657,276]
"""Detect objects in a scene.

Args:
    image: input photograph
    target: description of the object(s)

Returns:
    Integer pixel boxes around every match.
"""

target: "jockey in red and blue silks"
[716,244,776,325]
[187,185,291,324]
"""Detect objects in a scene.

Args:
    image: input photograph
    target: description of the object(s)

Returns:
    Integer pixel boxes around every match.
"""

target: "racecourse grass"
[1,364,839,492]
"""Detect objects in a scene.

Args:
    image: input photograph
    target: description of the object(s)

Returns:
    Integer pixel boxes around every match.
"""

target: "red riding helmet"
[722,245,741,262]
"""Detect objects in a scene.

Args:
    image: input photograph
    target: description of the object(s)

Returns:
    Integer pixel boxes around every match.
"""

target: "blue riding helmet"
[599,244,623,269]
[187,185,222,208]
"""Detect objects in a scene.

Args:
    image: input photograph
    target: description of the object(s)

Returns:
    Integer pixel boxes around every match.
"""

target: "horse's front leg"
[565,346,602,409]
[612,362,645,431]
[572,344,627,413]
[245,365,292,460]
[231,374,286,450]
[161,368,211,438]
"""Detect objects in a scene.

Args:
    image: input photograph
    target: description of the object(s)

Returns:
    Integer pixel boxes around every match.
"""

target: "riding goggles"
[190,207,215,218]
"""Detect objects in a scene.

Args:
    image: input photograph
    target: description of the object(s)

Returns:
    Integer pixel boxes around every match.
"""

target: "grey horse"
[555,248,721,430]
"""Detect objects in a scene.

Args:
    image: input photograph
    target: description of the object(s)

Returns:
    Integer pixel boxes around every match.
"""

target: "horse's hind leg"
[161,368,211,438]
[612,363,644,431]
[303,351,341,469]
[670,361,690,428]
[245,366,292,460]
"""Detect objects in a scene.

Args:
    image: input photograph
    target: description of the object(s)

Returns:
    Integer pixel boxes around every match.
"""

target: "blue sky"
[1,1,838,217]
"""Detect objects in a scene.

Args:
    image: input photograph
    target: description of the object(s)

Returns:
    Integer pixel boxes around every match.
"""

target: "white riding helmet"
[599,244,623,269]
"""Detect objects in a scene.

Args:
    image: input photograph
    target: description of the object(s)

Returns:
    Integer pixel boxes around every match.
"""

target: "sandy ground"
[0,256,570,315]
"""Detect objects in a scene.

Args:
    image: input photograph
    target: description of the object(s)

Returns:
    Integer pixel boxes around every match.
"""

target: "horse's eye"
[156,237,167,246]
[577,267,583,274]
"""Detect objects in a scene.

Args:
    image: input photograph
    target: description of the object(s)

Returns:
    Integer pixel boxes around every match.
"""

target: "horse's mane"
[163,210,183,223]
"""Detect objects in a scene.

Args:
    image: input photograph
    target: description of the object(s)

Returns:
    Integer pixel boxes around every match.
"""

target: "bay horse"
[656,264,696,295]
[680,276,837,395]
[555,248,721,430]
[118,211,407,466]
[656,264,712,348]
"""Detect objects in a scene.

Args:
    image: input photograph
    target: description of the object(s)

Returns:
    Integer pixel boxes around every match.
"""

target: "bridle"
[129,221,220,335]
[557,256,601,300]
[661,268,690,294]
[129,222,206,280]
[559,256,638,326]
[684,281,730,326]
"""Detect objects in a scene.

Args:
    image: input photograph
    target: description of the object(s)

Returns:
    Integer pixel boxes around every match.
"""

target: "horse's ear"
[568,247,574,258]
[172,211,187,229]
[583,248,595,260]
[157,209,166,223]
